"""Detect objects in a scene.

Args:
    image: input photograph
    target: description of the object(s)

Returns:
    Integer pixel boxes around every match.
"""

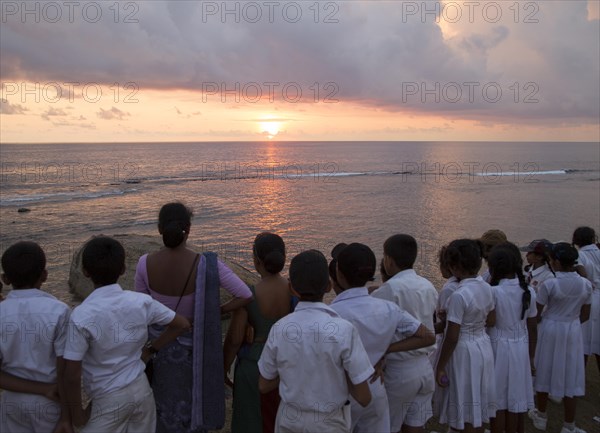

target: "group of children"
[0,225,598,433]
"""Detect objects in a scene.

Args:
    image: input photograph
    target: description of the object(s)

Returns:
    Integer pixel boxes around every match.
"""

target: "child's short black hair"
[328,243,348,284]
[289,250,329,302]
[572,226,596,247]
[384,234,418,269]
[82,236,125,286]
[444,239,483,275]
[1,241,46,289]
[550,242,579,268]
[337,243,376,288]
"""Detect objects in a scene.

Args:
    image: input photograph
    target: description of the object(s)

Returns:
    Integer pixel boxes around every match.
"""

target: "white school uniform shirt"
[329,287,421,365]
[537,272,592,320]
[258,301,374,411]
[438,277,460,312]
[481,269,492,283]
[63,283,176,399]
[0,289,70,382]
[372,269,438,360]
[489,278,537,338]
[578,244,600,290]
[447,276,495,335]
[527,264,555,292]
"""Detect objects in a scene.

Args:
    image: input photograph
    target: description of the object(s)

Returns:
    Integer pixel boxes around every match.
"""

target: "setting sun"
[259,120,282,139]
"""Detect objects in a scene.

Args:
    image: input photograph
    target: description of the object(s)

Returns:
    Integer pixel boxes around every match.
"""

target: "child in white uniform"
[0,241,71,433]
[258,250,374,433]
[435,239,496,433]
[330,243,436,433]
[522,239,555,292]
[63,236,191,433]
[528,243,592,433]
[372,234,438,433]
[572,227,600,371]
[487,242,537,433]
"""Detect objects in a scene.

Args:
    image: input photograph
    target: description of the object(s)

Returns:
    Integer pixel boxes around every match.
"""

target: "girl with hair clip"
[487,242,537,433]
[528,243,592,433]
[522,239,555,292]
[435,239,496,433]
[223,232,293,433]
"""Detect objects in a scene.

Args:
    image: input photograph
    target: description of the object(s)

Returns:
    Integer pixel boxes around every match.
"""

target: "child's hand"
[73,403,92,428]
[43,383,60,402]
[52,419,74,433]
[369,357,386,384]
[436,369,449,387]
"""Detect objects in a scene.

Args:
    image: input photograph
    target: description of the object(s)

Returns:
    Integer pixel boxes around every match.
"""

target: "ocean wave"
[1,189,137,205]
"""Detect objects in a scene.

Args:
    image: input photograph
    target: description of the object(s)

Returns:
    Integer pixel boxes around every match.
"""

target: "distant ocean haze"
[1,141,598,302]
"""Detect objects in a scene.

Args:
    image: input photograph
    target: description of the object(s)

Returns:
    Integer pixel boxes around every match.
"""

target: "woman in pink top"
[135,202,252,433]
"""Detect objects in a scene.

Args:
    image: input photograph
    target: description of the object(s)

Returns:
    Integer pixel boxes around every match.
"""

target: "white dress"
[436,277,496,430]
[534,272,592,397]
[488,278,536,413]
[430,277,460,367]
[578,245,600,356]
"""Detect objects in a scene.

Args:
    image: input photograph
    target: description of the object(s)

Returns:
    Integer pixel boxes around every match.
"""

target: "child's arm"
[223,307,248,385]
[345,372,371,407]
[536,302,544,323]
[485,309,496,328]
[258,374,279,394]
[526,317,537,374]
[143,313,191,362]
[0,369,58,400]
[386,324,435,353]
[64,360,91,428]
[435,321,460,387]
[53,357,74,433]
[580,303,591,323]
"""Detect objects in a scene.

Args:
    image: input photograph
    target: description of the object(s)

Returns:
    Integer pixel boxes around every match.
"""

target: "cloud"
[97,107,131,120]
[41,107,68,121]
[0,99,28,114]
[0,1,597,125]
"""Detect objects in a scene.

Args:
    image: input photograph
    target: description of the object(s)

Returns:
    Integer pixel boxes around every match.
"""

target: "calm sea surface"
[1,141,599,302]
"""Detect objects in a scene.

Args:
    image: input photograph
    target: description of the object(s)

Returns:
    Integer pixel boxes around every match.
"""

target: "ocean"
[1,141,599,303]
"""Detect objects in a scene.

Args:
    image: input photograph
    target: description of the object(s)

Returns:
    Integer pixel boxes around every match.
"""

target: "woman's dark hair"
[572,226,596,247]
[158,202,193,248]
[253,232,286,274]
[444,239,483,276]
[489,242,531,320]
[550,242,579,268]
[337,243,376,288]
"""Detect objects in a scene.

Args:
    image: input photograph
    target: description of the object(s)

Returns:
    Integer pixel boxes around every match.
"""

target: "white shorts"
[80,373,156,433]
[1,391,61,433]
[351,379,390,433]
[275,400,351,433]
[385,355,435,430]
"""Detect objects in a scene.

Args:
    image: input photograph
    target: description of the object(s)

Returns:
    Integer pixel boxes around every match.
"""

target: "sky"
[1,0,599,142]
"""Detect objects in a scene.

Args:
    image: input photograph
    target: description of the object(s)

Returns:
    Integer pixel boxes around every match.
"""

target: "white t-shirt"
[258,302,374,411]
[63,283,175,399]
[372,269,438,360]
[330,287,421,366]
[0,289,70,383]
